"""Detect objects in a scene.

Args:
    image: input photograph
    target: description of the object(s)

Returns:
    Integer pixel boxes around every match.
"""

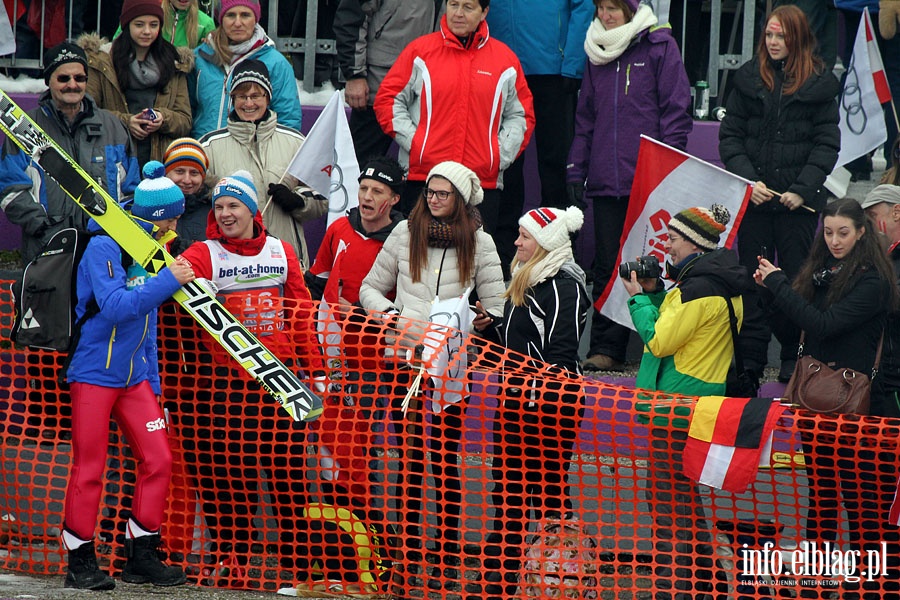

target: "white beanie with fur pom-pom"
[519,206,585,252]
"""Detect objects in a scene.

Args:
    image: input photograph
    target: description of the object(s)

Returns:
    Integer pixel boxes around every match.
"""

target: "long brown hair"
[793,197,899,309]
[407,177,479,286]
[756,5,822,95]
[209,27,234,67]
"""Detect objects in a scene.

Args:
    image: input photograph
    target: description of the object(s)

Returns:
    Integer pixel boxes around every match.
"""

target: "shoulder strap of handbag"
[723,296,745,376]
[798,330,885,379]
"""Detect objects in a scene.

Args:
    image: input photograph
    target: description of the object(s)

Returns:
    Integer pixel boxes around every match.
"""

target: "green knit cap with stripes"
[668,204,730,251]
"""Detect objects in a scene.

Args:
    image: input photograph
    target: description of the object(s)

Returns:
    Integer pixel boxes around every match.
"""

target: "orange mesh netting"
[0,283,898,599]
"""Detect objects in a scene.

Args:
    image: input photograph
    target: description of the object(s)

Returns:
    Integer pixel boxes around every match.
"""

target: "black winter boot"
[122,534,187,586]
[65,541,116,590]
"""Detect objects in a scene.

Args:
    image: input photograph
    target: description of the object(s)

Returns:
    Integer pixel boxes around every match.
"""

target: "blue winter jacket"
[66,221,182,394]
[486,0,594,78]
[191,40,302,138]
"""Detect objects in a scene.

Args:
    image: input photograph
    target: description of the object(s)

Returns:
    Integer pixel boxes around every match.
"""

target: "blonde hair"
[504,245,550,306]
[163,0,201,47]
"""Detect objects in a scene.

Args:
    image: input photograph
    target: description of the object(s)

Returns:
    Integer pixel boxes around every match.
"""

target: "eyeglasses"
[233,93,266,103]
[56,74,87,83]
[667,233,684,243]
[425,188,455,201]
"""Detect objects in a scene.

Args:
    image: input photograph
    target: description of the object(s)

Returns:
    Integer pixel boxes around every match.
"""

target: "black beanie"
[43,42,88,85]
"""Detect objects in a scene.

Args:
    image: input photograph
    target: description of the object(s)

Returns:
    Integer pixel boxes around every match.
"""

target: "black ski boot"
[65,541,116,590]
[122,534,187,586]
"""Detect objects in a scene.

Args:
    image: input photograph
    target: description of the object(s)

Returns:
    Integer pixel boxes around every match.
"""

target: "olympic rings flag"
[835,7,891,170]
[284,91,361,229]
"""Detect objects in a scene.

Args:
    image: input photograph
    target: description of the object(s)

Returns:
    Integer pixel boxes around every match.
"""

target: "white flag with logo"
[284,91,360,228]
[422,288,475,412]
[835,7,890,169]
[596,136,753,329]
[0,3,15,55]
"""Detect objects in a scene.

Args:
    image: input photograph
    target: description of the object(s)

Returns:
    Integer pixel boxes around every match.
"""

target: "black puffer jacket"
[762,261,889,375]
[719,57,840,212]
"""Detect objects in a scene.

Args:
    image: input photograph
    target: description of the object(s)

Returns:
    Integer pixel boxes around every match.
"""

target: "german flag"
[682,396,787,493]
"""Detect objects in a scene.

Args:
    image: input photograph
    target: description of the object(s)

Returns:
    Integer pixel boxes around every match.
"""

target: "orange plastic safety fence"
[0,285,898,600]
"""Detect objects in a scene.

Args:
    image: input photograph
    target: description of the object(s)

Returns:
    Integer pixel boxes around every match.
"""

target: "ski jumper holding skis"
[62,163,193,590]
[177,170,324,571]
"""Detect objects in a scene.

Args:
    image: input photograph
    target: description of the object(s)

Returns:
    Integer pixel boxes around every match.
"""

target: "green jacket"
[115,6,215,49]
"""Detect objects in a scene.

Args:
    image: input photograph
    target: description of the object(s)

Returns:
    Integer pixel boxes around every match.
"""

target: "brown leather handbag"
[783,332,882,416]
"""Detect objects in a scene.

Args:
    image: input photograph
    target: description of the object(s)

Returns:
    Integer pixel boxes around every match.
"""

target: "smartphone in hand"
[139,108,158,121]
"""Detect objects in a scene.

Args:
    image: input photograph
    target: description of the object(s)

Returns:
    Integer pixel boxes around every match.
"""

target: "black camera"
[619,255,662,280]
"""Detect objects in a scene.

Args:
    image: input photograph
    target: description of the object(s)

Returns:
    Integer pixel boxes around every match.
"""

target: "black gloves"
[566,183,587,211]
[268,183,306,212]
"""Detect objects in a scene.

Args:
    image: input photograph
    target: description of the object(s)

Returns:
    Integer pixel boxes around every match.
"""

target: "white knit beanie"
[426,161,484,207]
[519,206,584,252]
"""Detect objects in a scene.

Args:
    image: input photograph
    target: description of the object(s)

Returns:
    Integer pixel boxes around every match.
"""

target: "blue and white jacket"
[66,220,182,394]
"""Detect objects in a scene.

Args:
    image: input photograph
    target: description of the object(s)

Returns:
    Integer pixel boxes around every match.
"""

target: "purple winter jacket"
[567,26,692,198]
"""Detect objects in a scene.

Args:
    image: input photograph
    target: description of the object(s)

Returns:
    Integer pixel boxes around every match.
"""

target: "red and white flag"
[284,90,360,228]
[596,135,752,328]
[835,8,891,169]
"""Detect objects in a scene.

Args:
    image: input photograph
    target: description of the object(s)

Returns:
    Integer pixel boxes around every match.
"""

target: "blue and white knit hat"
[132,161,185,221]
[212,170,259,214]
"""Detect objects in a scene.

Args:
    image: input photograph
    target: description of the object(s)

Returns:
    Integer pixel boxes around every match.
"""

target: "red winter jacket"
[374,16,535,189]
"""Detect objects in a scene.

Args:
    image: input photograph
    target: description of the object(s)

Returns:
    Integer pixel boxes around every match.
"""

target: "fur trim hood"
[77,32,194,73]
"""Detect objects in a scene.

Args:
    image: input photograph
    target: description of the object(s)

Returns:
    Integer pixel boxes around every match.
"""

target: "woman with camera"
[472,205,589,598]
[79,0,193,166]
[754,197,897,561]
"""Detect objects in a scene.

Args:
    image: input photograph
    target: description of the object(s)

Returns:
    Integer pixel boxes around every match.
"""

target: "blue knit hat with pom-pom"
[132,161,185,221]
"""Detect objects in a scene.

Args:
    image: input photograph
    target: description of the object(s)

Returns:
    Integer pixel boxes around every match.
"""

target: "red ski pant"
[64,381,173,540]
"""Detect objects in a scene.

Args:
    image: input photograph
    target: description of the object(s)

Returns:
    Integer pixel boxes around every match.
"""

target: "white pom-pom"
[564,205,585,233]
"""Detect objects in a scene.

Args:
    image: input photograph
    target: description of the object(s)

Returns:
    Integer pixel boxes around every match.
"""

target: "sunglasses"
[56,74,87,83]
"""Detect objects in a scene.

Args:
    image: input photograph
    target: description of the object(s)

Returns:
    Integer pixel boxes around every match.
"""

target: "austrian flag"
[683,396,787,493]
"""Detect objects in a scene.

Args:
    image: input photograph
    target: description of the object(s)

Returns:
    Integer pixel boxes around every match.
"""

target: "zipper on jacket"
[105,325,116,369]
[626,64,631,95]
[614,60,620,190]
[124,316,150,387]
[170,10,179,44]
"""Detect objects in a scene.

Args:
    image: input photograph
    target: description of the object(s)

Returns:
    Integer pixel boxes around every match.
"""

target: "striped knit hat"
[230,59,272,99]
[668,204,730,251]
[132,161,185,221]
[212,170,258,214]
[519,206,584,252]
[163,138,208,177]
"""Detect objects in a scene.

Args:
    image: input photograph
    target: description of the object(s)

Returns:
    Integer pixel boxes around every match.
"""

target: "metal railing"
[3,0,750,97]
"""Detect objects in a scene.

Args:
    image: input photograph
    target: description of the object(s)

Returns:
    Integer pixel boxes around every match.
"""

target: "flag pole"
[891,97,900,134]
[767,189,816,212]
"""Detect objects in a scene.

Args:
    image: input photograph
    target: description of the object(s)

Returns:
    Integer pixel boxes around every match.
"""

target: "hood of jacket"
[732,57,840,104]
[438,13,490,51]
[677,248,751,302]
[347,206,404,243]
[78,32,195,73]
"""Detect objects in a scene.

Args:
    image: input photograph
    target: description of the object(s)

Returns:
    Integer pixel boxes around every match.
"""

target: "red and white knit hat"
[518,206,584,252]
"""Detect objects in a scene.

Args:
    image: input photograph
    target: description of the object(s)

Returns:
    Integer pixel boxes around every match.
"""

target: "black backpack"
[9,227,116,354]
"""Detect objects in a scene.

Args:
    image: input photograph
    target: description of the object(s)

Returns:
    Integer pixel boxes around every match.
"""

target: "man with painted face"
[0,41,139,262]
[305,155,405,305]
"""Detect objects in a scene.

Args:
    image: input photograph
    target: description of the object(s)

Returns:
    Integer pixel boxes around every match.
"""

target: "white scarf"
[513,245,575,290]
[584,5,658,66]
[227,24,269,64]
